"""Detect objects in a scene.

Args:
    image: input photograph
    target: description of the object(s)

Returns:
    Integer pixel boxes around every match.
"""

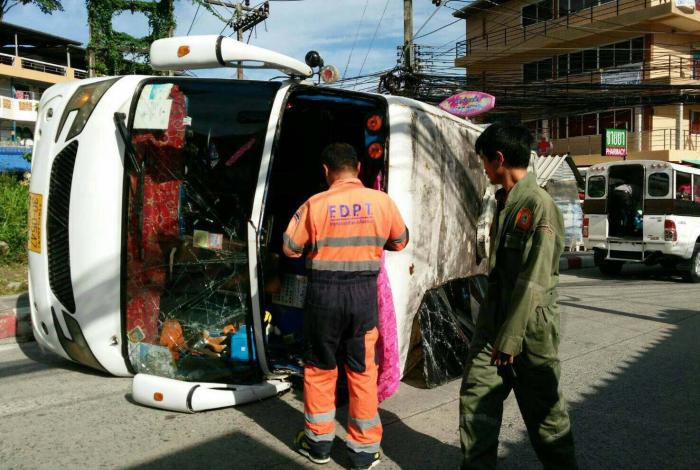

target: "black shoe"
[295,431,331,465]
[349,450,381,470]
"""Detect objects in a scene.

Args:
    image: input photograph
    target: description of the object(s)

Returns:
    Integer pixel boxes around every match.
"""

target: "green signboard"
[603,128,627,157]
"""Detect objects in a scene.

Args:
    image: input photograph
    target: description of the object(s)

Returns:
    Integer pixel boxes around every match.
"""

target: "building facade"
[455,0,700,166]
[1,22,87,149]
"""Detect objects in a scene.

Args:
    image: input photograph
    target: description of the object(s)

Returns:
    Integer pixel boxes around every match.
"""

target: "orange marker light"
[154,392,164,402]
[368,142,384,159]
[177,45,191,58]
[367,115,383,132]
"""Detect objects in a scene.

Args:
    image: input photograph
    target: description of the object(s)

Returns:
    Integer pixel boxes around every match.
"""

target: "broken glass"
[124,79,280,382]
[415,276,487,388]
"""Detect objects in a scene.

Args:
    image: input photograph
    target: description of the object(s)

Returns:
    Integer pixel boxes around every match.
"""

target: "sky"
[5,0,468,80]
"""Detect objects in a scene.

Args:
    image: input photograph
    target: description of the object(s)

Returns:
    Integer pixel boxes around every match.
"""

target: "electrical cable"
[355,0,391,89]
[187,2,202,35]
[414,2,446,38]
[343,0,370,80]
[414,19,462,40]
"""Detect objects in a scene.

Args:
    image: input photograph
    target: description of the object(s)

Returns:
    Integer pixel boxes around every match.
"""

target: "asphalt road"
[1,264,698,469]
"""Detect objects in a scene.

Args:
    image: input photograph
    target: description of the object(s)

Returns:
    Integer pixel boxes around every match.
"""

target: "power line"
[187,3,202,35]
[413,1,445,38]
[414,19,461,40]
[355,0,391,88]
[343,0,369,80]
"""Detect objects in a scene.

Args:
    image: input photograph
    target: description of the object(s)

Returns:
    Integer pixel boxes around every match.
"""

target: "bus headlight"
[56,78,120,143]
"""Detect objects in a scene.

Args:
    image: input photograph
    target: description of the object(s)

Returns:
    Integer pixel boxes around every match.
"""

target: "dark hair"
[474,122,533,168]
[321,143,358,171]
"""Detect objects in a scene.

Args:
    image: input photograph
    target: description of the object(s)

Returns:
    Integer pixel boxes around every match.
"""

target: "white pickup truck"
[583,160,700,282]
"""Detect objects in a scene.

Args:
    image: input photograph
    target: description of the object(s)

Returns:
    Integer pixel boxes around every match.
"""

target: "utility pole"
[235,3,244,79]
[204,0,269,79]
[403,0,413,70]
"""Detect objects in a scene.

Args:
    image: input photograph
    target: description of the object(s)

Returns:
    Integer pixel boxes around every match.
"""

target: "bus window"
[125,79,280,381]
[648,172,670,197]
[676,172,692,201]
[587,175,606,198]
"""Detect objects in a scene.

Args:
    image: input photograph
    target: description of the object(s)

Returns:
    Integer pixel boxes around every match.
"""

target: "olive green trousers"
[459,337,577,470]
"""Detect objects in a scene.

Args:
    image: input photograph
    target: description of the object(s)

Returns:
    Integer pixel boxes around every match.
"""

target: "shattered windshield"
[124,79,280,382]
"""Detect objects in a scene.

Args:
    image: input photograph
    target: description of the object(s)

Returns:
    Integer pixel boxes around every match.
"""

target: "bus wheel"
[682,246,700,283]
[599,260,623,276]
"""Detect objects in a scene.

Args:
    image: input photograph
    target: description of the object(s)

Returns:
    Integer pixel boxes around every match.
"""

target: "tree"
[87,0,227,76]
[0,0,63,21]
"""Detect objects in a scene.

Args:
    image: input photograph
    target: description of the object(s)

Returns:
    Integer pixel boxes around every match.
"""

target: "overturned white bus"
[27,36,489,408]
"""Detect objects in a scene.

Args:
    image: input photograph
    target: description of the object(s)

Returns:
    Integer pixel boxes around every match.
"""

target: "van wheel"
[682,247,700,283]
[599,260,623,276]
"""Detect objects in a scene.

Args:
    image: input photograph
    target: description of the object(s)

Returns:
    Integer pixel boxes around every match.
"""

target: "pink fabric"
[374,174,401,402]
[376,253,400,402]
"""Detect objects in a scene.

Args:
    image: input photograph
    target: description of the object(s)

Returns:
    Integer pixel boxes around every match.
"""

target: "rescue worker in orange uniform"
[283,143,409,470]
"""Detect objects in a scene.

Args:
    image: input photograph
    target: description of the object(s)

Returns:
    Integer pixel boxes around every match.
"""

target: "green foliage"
[0,174,29,264]
[87,0,227,76]
[0,0,63,19]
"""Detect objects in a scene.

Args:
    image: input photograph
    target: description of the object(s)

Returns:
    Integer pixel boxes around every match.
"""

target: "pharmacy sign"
[603,128,627,157]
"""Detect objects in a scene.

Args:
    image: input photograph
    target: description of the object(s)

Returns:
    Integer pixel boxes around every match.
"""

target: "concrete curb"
[559,251,595,271]
[0,293,32,344]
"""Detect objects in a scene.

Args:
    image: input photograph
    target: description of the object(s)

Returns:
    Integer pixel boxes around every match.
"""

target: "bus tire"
[682,246,700,283]
[599,260,623,276]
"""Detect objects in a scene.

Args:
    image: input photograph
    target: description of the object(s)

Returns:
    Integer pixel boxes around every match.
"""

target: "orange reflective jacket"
[283,178,408,272]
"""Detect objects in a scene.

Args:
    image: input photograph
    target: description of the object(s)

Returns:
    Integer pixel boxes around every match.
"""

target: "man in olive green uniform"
[460,123,577,469]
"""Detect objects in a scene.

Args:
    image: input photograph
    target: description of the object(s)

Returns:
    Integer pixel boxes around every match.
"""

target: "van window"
[676,172,692,201]
[694,174,700,203]
[587,175,606,197]
[647,172,669,197]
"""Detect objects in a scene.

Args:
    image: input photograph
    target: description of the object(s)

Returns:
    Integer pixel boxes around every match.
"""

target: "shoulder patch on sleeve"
[515,208,533,231]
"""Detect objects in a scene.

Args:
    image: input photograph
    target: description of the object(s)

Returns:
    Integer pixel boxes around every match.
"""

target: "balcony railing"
[461,55,700,89]
[0,53,14,66]
[543,56,700,84]
[553,129,700,155]
[457,0,667,58]
[0,51,87,79]
[20,57,66,76]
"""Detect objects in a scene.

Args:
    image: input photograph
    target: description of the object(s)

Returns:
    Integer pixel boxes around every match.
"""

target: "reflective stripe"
[389,229,408,245]
[307,259,381,272]
[314,236,387,249]
[349,414,381,431]
[305,428,335,442]
[346,439,381,453]
[283,233,304,253]
[305,410,336,424]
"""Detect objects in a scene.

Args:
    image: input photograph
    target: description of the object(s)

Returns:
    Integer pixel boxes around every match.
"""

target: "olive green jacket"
[477,173,565,356]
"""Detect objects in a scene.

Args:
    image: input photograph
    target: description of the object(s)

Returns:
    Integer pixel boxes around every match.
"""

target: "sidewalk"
[0,292,31,344]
